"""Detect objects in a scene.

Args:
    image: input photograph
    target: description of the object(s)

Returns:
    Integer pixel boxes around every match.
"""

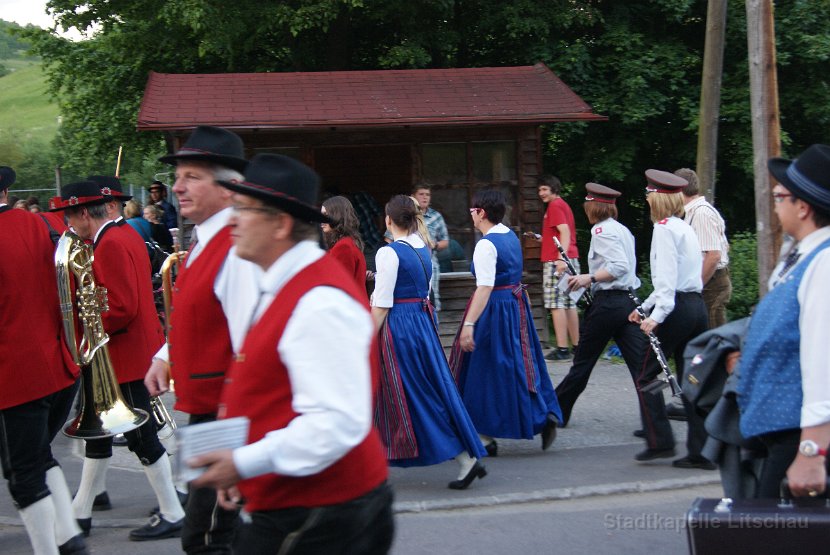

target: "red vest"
[221,255,387,511]
[168,227,233,415]
[0,208,79,409]
[94,223,165,384]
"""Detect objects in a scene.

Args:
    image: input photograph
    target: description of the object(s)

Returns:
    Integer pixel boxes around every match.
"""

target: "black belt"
[593,289,630,296]
[676,291,703,298]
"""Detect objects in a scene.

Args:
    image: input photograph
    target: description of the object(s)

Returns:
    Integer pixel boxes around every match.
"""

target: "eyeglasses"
[772,192,794,203]
[231,204,279,215]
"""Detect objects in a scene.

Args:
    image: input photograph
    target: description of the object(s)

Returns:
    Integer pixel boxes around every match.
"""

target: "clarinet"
[627,287,682,397]
[553,236,593,305]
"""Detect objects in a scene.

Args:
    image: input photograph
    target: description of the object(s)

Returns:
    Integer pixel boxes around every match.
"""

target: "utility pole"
[746,0,782,296]
[696,0,727,202]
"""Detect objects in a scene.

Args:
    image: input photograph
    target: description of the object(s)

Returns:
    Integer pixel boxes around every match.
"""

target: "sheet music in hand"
[174,416,250,482]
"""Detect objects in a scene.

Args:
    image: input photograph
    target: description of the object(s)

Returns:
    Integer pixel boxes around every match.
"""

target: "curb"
[0,475,721,528]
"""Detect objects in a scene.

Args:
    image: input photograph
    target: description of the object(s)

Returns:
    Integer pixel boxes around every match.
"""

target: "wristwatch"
[590,275,597,284]
[798,439,828,457]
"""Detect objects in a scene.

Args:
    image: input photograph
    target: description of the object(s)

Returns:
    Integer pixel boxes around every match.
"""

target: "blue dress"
[451,229,562,439]
[375,240,485,467]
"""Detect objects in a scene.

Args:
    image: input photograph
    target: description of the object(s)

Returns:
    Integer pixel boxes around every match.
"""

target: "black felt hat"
[218,153,328,223]
[49,181,107,211]
[87,175,132,201]
[159,126,248,173]
[768,144,830,213]
[0,166,16,191]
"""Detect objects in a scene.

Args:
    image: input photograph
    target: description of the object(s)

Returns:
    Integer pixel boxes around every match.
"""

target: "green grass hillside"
[0,59,59,143]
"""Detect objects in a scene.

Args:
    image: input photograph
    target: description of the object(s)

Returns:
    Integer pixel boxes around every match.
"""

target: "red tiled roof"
[136,63,604,131]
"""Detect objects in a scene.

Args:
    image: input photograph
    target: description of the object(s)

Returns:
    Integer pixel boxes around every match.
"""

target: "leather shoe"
[148,489,189,516]
[92,491,111,511]
[129,514,183,541]
[541,415,558,451]
[634,447,676,462]
[485,440,498,457]
[448,461,487,490]
[59,534,89,555]
[76,518,91,537]
[666,402,687,421]
[633,429,645,438]
[672,456,716,470]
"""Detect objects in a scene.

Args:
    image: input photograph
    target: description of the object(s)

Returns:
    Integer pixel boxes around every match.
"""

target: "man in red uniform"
[144,126,260,554]
[534,175,581,360]
[50,181,185,541]
[0,167,88,554]
[189,153,393,554]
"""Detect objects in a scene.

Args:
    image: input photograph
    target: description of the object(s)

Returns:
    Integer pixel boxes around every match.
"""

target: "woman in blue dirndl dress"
[450,189,562,456]
[372,195,487,490]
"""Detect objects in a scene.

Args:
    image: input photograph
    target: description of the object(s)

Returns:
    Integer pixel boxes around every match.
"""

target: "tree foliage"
[20,0,830,240]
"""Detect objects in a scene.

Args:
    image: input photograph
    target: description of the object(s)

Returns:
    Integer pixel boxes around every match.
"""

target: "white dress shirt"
[231,240,374,478]
[587,218,641,291]
[154,207,261,361]
[642,216,703,323]
[684,196,730,269]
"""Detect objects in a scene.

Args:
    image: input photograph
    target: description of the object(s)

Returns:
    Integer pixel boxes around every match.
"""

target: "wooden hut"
[137,63,605,345]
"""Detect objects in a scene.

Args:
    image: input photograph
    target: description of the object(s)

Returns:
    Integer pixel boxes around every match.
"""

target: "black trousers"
[84,379,166,465]
[0,380,78,508]
[552,290,673,448]
[756,429,802,499]
[651,292,709,456]
[233,482,395,555]
[182,412,240,555]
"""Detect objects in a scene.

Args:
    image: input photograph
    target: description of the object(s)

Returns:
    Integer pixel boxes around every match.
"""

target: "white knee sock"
[72,457,110,519]
[93,463,109,497]
[143,456,185,522]
[45,466,82,545]
[19,496,60,555]
[454,451,477,480]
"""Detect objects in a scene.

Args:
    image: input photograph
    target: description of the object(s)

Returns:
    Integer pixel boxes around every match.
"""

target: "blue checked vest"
[738,237,830,438]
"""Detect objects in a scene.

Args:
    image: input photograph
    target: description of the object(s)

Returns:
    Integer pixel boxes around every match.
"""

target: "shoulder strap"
[38,214,62,245]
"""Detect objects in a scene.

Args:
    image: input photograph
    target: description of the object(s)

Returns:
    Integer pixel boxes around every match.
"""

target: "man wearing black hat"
[188,153,394,555]
[737,144,830,499]
[555,183,660,431]
[1,167,89,554]
[148,180,178,229]
[50,181,185,541]
[143,125,261,554]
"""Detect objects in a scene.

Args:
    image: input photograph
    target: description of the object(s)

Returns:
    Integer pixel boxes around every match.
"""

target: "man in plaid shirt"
[413,185,449,311]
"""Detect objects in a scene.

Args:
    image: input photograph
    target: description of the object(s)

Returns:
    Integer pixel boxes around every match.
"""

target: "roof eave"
[136,113,607,132]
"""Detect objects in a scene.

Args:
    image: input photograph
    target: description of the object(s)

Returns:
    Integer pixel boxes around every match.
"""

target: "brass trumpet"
[160,251,187,335]
[56,232,149,438]
[150,250,188,436]
[151,396,177,440]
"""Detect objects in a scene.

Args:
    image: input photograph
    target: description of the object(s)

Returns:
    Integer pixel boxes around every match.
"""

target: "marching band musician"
[1,167,88,554]
[188,153,394,554]
[628,170,710,468]
[49,181,186,541]
[555,183,659,436]
[143,126,261,554]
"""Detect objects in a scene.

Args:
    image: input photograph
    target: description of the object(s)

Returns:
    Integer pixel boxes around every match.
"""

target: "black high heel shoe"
[485,440,498,457]
[448,461,487,490]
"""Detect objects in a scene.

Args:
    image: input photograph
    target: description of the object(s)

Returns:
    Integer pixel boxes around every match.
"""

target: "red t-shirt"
[540,197,579,262]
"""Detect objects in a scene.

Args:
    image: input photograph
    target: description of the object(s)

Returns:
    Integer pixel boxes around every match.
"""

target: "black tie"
[776,249,801,281]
